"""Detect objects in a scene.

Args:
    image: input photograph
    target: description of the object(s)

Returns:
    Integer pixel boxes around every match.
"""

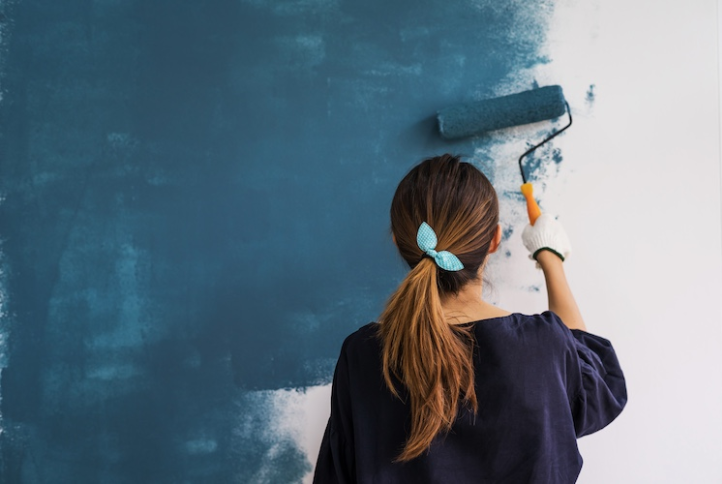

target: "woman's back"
[313,155,626,483]
[315,312,626,484]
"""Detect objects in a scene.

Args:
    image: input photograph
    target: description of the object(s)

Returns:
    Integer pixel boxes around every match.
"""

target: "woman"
[314,154,627,483]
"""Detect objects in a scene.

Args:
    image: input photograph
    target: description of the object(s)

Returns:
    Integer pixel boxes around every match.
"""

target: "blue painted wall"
[0,0,553,481]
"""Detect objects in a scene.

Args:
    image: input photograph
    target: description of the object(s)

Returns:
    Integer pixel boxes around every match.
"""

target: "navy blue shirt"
[313,311,627,483]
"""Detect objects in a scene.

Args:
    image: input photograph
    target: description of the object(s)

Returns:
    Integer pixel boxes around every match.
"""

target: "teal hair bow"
[416,222,464,272]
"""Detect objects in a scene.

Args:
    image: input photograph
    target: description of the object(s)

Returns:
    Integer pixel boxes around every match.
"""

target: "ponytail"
[379,154,498,461]
[379,257,477,462]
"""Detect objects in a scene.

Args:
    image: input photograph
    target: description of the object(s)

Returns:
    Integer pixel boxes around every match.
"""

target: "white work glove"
[521,213,571,268]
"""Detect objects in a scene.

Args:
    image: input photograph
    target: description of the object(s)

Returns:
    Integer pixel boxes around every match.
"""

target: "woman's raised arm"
[521,213,586,331]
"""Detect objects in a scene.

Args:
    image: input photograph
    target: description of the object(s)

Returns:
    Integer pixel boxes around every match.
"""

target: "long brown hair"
[378,154,499,461]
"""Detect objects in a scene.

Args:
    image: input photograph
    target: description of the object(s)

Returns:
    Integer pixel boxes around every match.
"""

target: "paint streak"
[502,226,514,242]
[522,140,563,182]
[586,83,596,105]
[552,147,563,164]
[0,0,558,481]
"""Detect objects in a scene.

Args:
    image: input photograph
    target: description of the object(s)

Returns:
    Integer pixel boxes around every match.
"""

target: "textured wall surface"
[0,1,558,482]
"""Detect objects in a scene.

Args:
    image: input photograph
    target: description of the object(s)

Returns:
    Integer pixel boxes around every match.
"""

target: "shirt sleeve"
[313,338,356,484]
[567,326,628,437]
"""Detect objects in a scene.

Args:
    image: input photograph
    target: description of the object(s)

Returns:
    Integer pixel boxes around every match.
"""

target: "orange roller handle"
[521,182,542,225]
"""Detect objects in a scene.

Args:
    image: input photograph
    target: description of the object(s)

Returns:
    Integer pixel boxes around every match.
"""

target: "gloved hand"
[521,213,571,267]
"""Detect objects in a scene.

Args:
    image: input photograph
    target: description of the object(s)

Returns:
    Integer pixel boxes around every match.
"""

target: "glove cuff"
[532,247,565,262]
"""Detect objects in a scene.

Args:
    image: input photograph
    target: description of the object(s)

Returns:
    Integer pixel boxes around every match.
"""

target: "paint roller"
[437,85,572,225]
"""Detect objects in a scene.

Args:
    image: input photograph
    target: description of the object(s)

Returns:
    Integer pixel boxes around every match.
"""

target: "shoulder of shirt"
[515,311,576,349]
[342,322,379,345]
[535,310,570,331]
[339,322,380,355]
[538,310,572,333]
